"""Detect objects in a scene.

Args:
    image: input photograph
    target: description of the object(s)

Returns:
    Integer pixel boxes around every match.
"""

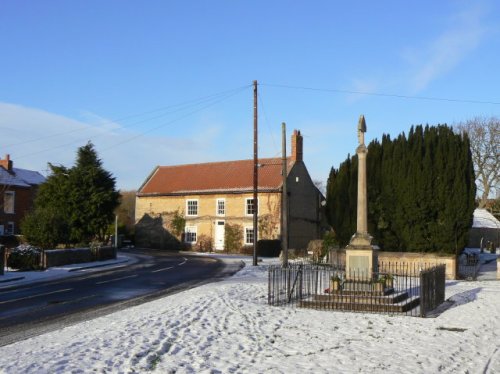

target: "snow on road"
[0,258,499,374]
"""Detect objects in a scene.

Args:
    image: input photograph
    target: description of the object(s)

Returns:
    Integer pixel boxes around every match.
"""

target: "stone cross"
[357,115,366,146]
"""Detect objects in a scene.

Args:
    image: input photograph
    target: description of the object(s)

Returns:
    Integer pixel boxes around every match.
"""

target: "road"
[0,249,242,346]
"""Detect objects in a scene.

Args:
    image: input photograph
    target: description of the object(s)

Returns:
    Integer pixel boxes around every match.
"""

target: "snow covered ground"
[0,257,499,374]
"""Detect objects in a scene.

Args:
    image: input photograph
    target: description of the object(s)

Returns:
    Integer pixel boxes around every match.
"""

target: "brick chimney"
[291,130,303,162]
[0,154,13,171]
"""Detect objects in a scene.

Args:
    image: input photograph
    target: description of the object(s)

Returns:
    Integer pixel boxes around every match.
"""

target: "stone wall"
[379,251,456,280]
[328,248,457,279]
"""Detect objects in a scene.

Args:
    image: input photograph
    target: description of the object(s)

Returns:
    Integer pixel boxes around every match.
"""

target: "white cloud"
[404,4,489,92]
[345,79,380,103]
[0,102,220,190]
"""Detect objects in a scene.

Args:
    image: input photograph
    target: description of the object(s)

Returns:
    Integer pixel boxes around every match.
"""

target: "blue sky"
[1,0,499,190]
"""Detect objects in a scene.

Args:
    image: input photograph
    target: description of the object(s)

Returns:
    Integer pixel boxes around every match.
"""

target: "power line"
[14,85,251,160]
[261,83,500,105]
[100,86,250,151]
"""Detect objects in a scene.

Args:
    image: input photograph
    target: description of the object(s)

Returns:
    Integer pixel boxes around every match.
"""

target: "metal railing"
[268,262,446,318]
[458,253,480,280]
[419,264,446,317]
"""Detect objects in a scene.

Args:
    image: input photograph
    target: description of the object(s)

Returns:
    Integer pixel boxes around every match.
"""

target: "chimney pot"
[0,154,13,171]
[291,129,303,162]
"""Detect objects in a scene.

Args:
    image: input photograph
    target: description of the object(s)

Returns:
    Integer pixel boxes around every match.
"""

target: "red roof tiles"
[138,157,294,195]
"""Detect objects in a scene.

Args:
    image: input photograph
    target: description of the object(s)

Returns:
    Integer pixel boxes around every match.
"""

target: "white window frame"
[5,221,14,235]
[245,197,258,216]
[186,199,199,217]
[244,226,255,245]
[216,198,225,216]
[184,226,197,244]
[3,191,15,214]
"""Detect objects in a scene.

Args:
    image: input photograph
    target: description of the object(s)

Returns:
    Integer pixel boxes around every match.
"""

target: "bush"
[7,244,42,270]
[224,223,243,253]
[196,234,213,252]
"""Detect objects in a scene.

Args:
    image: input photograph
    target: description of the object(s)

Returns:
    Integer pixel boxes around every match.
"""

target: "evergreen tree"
[326,124,476,254]
[69,143,120,242]
[21,142,120,248]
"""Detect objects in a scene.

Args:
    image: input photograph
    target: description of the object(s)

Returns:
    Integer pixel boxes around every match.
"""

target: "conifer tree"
[326,124,476,254]
[22,142,120,247]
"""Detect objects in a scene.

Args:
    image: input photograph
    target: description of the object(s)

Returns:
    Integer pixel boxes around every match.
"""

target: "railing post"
[419,269,424,318]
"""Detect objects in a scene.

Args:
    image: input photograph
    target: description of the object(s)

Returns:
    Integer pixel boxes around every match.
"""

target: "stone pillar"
[346,115,377,279]
[356,144,368,235]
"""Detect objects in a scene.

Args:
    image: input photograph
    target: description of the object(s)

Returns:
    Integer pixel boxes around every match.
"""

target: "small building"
[0,154,46,236]
[135,130,327,251]
[468,208,500,250]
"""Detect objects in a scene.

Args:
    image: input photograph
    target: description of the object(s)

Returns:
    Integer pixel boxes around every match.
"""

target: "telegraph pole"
[281,122,288,267]
[253,80,258,266]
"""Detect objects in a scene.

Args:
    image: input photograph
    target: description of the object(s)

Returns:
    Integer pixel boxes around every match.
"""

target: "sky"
[1,0,499,190]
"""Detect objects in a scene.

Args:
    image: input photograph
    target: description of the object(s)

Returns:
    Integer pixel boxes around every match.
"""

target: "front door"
[215,220,225,250]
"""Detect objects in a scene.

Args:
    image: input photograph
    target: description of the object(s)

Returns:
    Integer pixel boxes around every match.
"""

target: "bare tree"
[313,180,326,195]
[115,190,136,234]
[457,117,500,208]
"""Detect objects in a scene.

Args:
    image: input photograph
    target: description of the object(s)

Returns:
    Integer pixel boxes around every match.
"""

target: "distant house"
[0,154,45,236]
[135,130,328,251]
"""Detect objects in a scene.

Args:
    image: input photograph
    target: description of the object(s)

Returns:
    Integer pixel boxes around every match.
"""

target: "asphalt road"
[0,249,242,347]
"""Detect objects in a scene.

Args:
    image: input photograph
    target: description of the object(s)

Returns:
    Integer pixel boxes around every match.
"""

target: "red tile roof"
[138,157,295,195]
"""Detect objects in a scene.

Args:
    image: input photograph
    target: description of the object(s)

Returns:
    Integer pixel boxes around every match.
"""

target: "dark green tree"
[68,143,120,242]
[21,142,120,247]
[326,124,476,254]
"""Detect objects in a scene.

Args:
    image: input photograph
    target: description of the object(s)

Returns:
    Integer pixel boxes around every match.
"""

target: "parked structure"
[0,154,45,236]
[135,130,327,251]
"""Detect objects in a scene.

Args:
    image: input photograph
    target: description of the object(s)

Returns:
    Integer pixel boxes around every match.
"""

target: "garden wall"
[328,248,457,280]
[44,246,116,268]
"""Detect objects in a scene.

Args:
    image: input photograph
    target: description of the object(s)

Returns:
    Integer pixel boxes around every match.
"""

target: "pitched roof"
[473,208,500,229]
[138,157,295,195]
[0,167,46,188]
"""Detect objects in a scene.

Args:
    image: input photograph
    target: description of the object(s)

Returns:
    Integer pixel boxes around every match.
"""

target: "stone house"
[135,130,327,251]
[0,154,46,236]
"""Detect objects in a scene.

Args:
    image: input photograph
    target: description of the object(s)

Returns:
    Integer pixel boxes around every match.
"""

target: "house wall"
[286,162,324,250]
[0,186,37,235]
[468,227,500,249]
[135,192,281,250]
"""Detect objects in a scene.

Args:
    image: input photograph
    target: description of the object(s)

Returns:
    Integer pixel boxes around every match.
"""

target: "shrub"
[224,223,243,253]
[7,244,42,270]
[196,234,213,252]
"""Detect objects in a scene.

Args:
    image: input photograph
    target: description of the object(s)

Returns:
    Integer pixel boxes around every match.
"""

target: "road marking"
[150,257,187,273]
[151,266,174,273]
[95,274,137,285]
[0,288,72,305]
